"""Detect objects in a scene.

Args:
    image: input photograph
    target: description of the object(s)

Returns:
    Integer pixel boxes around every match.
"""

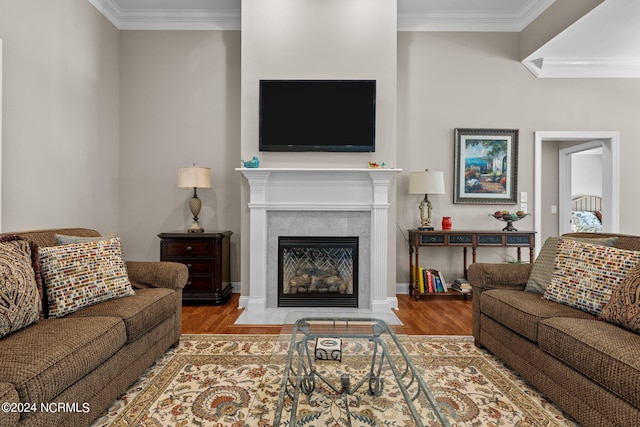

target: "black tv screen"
[259,80,376,152]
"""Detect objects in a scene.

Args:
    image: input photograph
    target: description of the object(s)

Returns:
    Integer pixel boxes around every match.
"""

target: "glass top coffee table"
[272,315,450,426]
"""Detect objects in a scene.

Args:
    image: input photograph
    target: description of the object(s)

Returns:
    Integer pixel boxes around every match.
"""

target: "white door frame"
[534,131,620,252]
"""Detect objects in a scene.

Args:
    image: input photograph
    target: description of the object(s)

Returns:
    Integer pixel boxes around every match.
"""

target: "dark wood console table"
[408,229,535,300]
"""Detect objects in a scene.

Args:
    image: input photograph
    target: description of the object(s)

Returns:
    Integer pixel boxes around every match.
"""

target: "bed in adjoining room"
[571,195,603,232]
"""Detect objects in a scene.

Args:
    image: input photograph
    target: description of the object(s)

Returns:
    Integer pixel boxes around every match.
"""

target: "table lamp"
[408,170,445,230]
[178,165,211,233]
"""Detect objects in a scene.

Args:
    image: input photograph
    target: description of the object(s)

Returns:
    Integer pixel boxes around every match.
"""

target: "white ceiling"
[87,0,640,78]
[523,0,640,78]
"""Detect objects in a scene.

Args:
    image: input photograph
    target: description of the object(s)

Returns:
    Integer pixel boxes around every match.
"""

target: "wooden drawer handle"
[186,246,193,251]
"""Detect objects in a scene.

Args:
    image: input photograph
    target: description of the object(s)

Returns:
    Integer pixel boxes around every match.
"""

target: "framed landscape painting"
[454,128,518,204]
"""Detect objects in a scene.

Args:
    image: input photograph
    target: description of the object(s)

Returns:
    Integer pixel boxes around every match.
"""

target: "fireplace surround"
[237,167,401,313]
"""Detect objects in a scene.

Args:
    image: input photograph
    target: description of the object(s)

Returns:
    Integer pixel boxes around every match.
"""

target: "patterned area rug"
[90,335,577,426]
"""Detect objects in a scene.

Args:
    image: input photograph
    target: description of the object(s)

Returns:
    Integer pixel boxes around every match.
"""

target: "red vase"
[442,217,452,230]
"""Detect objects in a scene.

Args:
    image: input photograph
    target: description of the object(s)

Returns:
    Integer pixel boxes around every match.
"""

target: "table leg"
[463,247,471,279]
[408,245,415,297]
[414,247,420,300]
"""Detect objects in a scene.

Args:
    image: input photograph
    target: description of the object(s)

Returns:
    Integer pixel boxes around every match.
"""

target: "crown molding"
[397,0,555,32]
[91,0,552,32]
[397,10,522,32]
[117,9,241,31]
[523,57,640,78]
[88,0,241,30]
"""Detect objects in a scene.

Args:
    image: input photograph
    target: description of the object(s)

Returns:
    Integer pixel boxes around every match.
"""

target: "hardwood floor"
[182,293,473,335]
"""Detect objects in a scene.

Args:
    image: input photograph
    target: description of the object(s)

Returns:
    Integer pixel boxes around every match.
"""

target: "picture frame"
[454,128,518,204]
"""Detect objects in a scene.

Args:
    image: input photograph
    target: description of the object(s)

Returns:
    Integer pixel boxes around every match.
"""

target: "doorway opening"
[559,142,605,235]
[534,131,620,253]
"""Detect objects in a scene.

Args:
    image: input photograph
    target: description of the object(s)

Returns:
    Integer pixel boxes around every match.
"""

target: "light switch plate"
[520,192,527,202]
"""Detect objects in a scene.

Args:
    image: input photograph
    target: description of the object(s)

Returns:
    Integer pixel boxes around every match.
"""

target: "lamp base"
[187,189,205,233]
[188,221,204,233]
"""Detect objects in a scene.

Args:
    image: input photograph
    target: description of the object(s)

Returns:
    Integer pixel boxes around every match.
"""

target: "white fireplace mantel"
[237,167,401,313]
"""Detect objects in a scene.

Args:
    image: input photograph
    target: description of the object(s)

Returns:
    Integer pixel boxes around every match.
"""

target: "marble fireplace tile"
[267,211,371,308]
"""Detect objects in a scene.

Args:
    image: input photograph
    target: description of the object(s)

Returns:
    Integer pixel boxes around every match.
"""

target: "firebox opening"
[278,236,358,307]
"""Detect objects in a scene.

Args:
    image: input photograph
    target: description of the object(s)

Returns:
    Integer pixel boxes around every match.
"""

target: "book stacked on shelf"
[416,267,448,294]
[450,278,472,294]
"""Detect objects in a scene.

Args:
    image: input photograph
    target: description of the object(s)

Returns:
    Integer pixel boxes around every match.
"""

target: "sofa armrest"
[467,263,533,291]
[0,382,20,426]
[126,261,188,290]
[468,262,533,347]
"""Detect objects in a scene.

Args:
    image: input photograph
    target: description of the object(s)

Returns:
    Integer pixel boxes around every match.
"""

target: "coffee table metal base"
[274,317,450,426]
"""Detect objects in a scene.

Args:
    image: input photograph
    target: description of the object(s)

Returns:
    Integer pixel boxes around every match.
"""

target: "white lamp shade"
[408,171,445,195]
[178,167,211,189]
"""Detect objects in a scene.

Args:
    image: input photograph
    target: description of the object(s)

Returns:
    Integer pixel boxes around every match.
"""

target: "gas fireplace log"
[288,273,349,294]
[288,273,312,293]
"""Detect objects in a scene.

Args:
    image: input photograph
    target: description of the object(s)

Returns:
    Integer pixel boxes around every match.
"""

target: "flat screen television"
[259,80,376,152]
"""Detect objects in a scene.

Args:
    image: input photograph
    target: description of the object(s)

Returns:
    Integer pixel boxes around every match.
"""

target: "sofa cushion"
[544,238,640,316]
[599,263,640,334]
[481,289,593,342]
[0,237,42,338]
[538,317,640,409]
[0,316,126,404]
[0,382,20,426]
[13,228,101,250]
[54,233,116,246]
[525,236,618,294]
[66,287,177,343]
[39,237,135,317]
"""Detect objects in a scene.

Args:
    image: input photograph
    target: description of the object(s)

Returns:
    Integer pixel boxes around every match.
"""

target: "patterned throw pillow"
[0,236,42,338]
[544,238,640,316]
[570,211,603,232]
[599,264,640,334]
[39,237,135,318]
[525,236,619,294]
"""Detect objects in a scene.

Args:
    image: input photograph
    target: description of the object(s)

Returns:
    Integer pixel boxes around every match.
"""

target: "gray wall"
[395,31,640,282]
[2,0,640,288]
[541,141,561,243]
[572,153,603,198]
[118,31,242,273]
[0,0,120,235]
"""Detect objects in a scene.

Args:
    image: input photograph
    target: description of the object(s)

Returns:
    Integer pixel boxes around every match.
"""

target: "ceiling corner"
[88,0,123,29]
[522,0,640,78]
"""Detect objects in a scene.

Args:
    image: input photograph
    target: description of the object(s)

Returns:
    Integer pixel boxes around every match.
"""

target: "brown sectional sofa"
[468,232,640,427]
[0,228,188,427]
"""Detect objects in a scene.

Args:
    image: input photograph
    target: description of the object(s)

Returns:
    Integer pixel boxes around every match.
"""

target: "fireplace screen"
[278,236,358,307]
